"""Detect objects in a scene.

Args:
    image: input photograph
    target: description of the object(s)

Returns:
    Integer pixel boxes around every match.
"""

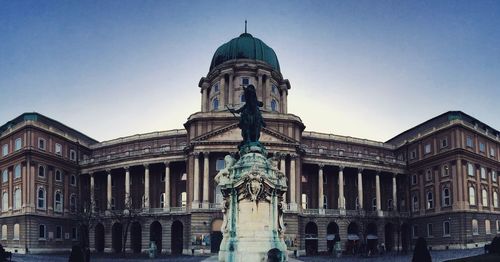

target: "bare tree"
[74,199,102,249]
[107,196,146,252]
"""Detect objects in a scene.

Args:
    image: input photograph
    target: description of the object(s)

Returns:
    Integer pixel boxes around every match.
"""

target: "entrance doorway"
[112,223,123,253]
[171,220,183,255]
[130,221,142,253]
[305,222,318,256]
[150,221,162,254]
[94,223,105,252]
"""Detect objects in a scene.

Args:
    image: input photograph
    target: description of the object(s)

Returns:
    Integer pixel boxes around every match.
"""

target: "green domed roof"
[210,33,280,72]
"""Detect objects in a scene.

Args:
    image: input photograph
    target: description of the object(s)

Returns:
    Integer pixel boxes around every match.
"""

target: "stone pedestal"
[215,143,288,262]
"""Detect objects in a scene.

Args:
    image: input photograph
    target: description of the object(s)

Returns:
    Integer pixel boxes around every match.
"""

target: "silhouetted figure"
[0,244,12,262]
[267,248,282,262]
[412,237,432,262]
[68,245,85,262]
[490,236,500,254]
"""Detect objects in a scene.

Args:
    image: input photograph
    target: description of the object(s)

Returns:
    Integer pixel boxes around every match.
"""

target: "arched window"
[472,219,479,235]
[160,193,165,208]
[271,99,277,112]
[212,97,219,110]
[2,192,8,211]
[2,170,8,182]
[494,191,499,208]
[13,188,21,210]
[240,94,245,102]
[1,225,7,240]
[427,191,434,209]
[485,220,491,234]
[38,165,45,177]
[469,186,476,205]
[71,174,76,186]
[38,188,46,209]
[13,224,19,240]
[372,198,377,211]
[14,165,21,179]
[70,194,77,213]
[54,191,63,212]
[482,189,489,207]
[55,169,62,181]
[412,194,419,211]
[442,187,451,207]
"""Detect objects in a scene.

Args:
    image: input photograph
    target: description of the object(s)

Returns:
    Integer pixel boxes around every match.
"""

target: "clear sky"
[1,0,499,142]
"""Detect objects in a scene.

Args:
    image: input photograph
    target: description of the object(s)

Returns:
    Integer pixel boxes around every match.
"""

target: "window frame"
[426,191,434,209]
[2,192,8,212]
[479,142,485,153]
[14,138,22,151]
[442,187,451,207]
[55,143,63,156]
[424,143,431,154]
[38,138,46,151]
[241,77,250,86]
[14,164,21,179]
[37,187,46,210]
[469,186,476,206]
[56,225,63,240]
[70,174,77,186]
[54,190,63,213]
[472,219,479,235]
[69,149,77,161]
[2,170,7,183]
[39,224,46,240]
[482,188,489,207]
[38,165,46,178]
[13,187,21,210]
[466,136,474,148]
[1,144,8,157]
[443,221,451,237]
[427,223,433,237]
[441,137,448,148]
[55,169,62,182]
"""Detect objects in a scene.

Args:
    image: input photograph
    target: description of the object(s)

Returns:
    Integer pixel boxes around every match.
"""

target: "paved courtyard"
[10,248,483,262]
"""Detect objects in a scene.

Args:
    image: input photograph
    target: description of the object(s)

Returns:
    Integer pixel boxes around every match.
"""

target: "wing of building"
[0,31,499,255]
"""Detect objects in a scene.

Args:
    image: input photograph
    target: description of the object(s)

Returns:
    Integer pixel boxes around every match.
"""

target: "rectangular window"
[442,165,449,177]
[426,169,432,181]
[411,174,417,185]
[481,167,486,180]
[479,143,486,153]
[2,144,8,157]
[466,136,474,148]
[56,226,62,240]
[472,219,479,235]
[441,138,448,148]
[69,149,77,161]
[55,143,62,156]
[39,225,46,239]
[213,83,219,92]
[14,138,22,151]
[38,138,46,150]
[272,84,278,94]
[490,148,496,157]
[467,163,474,177]
[492,171,497,183]
[241,77,250,86]
[424,144,431,154]
[410,150,417,160]
[443,221,450,236]
[2,170,8,183]
[427,223,433,237]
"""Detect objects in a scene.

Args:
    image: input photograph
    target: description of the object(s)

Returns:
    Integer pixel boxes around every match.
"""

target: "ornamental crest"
[246,172,263,201]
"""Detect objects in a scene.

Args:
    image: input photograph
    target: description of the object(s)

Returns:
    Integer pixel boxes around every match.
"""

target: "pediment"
[193,123,296,144]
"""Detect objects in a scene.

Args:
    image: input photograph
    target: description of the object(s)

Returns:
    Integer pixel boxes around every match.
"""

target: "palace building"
[0,31,499,255]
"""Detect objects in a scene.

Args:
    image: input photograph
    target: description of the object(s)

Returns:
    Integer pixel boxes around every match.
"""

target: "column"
[318,164,324,209]
[338,166,345,209]
[376,171,381,211]
[203,152,210,206]
[124,167,130,207]
[357,168,363,209]
[289,154,297,208]
[144,164,150,209]
[90,172,95,210]
[228,74,234,106]
[107,170,112,210]
[264,75,270,108]
[201,88,208,112]
[280,154,287,202]
[164,162,170,209]
[193,152,200,207]
[392,173,397,211]
[282,88,288,114]
[257,74,263,101]
[220,76,225,109]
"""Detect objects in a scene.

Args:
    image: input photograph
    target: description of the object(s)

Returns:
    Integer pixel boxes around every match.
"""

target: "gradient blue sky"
[1,0,499,142]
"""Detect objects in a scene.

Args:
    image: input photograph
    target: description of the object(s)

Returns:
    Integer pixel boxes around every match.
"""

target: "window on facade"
[14,164,21,179]
[160,193,165,208]
[492,171,497,183]
[55,143,62,156]
[1,225,6,240]
[411,174,417,185]
[56,226,62,240]
[441,137,448,148]
[442,187,451,207]
[466,136,474,148]
[13,224,19,240]
[212,97,219,110]
[54,191,63,212]
[271,99,277,112]
[213,83,219,92]
[482,189,489,207]
[216,159,225,171]
[38,138,46,150]
[481,167,486,180]
[494,191,499,208]
[469,186,476,205]
[490,148,496,157]
[38,188,46,209]
[424,144,431,154]
[72,227,78,240]
[410,150,417,160]
[272,84,277,94]
[70,194,77,213]
[55,169,62,182]
[2,170,7,183]
[427,223,433,237]
[467,163,474,177]
[372,198,377,211]
[479,142,485,153]
[2,192,8,212]
[14,138,22,151]
[412,195,419,212]
[427,192,434,209]
[442,165,449,177]
[485,220,491,235]
[2,144,8,157]
[412,225,418,238]
[426,169,432,181]
[39,224,46,239]
[301,194,308,209]
[443,221,450,236]
[71,175,76,186]
[69,149,77,161]
[387,199,393,211]
[38,165,45,177]
[241,77,250,86]
[13,188,21,210]
[472,219,479,235]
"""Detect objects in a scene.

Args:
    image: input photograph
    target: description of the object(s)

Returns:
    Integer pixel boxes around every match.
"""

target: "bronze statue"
[228,85,266,146]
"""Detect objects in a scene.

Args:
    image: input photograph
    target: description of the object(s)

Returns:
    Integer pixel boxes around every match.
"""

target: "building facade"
[0,32,499,255]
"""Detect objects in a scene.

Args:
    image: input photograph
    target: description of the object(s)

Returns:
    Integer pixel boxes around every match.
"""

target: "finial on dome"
[245,20,247,34]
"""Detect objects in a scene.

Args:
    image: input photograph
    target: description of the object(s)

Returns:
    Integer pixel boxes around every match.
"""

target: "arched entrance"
[401,223,410,253]
[112,222,123,253]
[130,221,142,253]
[365,222,378,255]
[171,220,183,255]
[211,219,223,253]
[326,222,339,253]
[94,223,105,252]
[305,222,318,256]
[346,222,360,255]
[150,221,162,254]
[384,223,394,252]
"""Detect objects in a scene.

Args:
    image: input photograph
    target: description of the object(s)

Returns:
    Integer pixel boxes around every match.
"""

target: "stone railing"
[80,144,186,165]
[301,147,406,166]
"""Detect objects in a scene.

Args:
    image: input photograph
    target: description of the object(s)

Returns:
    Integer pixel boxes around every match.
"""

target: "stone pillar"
[201,88,207,112]
[357,168,363,209]
[338,166,345,209]
[107,170,112,210]
[144,164,150,209]
[282,89,288,114]
[264,75,270,109]
[392,173,397,211]
[90,172,95,210]
[125,167,130,207]
[228,74,234,106]
[193,152,200,207]
[257,74,263,101]
[289,154,296,207]
[220,76,225,109]
[376,171,381,211]
[203,152,210,205]
[318,164,324,209]
[164,162,170,209]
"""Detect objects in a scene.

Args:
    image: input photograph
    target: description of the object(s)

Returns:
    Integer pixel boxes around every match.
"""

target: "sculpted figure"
[215,155,236,184]
[228,85,266,145]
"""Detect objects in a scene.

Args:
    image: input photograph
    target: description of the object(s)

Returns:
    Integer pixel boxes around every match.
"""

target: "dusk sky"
[1,0,499,142]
